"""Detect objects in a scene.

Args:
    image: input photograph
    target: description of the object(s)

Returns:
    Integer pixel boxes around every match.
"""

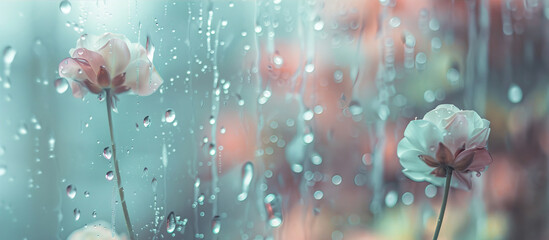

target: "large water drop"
[211,216,221,234]
[264,193,283,228]
[165,109,176,123]
[105,171,114,181]
[66,185,76,199]
[59,0,71,14]
[166,211,176,233]
[54,78,69,94]
[237,162,254,201]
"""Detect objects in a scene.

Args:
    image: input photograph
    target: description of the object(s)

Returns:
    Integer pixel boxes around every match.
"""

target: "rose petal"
[402,169,446,187]
[74,34,101,51]
[58,58,96,82]
[453,148,475,171]
[452,171,472,190]
[95,33,132,51]
[124,59,163,96]
[436,143,454,165]
[97,38,131,77]
[71,48,105,79]
[465,148,492,173]
[69,81,88,98]
[83,79,103,94]
[442,113,470,154]
[96,66,111,88]
[402,120,443,153]
[423,104,461,128]
[467,127,490,149]
[397,137,436,172]
[112,73,126,88]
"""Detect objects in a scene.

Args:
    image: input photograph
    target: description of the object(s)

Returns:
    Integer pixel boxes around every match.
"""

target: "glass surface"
[0,0,546,239]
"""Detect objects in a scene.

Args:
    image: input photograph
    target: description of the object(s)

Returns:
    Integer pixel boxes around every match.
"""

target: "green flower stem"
[432,167,453,240]
[106,89,135,240]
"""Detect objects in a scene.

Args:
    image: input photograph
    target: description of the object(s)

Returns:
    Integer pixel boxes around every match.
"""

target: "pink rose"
[58,33,163,98]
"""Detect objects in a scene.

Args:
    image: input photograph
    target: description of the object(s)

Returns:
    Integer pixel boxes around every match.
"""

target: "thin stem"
[106,89,135,240]
[433,168,453,240]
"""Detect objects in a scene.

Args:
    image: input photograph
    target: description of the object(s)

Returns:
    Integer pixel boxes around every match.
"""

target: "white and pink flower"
[397,104,493,190]
[58,33,163,99]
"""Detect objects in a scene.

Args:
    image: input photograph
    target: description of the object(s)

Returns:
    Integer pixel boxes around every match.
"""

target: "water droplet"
[238,162,254,201]
[165,109,176,123]
[333,70,343,83]
[211,216,221,234]
[313,19,324,31]
[197,193,205,205]
[55,78,69,93]
[146,35,155,62]
[152,177,158,192]
[18,124,28,135]
[208,143,216,156]
[331,175,342,185]
[84,191,90,198]
[3,46,16,65]
[143,116,151,127]
[415,52,427,70]
[305,63,315,73]
[105,171,114,181]
[92,210,97,218]
[313,190,324,200]
[66,185,76,199]
[103,147,112,160]
[258,90,271,105]
[167,211,176,233]
[349,101,363,116]
[389,17,401,28]
[300,108,312,120]
[59,0,72,14]
[264,193,283,228]
[273,54,284,68]
[402,192,414,206]
[508,84,523,103]
[0,165,7,176]
[73,208,80,221]
[425,184,437,198]
[384,190,397,208]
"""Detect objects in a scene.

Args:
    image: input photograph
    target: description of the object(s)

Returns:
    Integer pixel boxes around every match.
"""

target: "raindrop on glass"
[211,216,221,234]
[384,190,397,208]
[103,147,112,160]
[165,109,176,123]
[402,192,414,206]
[84,191,90,198]
[273,54,284,68]
[105,171,114,181]
[333,70,343,83]
[73,208,80,221]
[59,0,72,14]
[238,162,254,201]
[143,116,151,127]
[92,210,97,218]
[3,46,16,65]
[331,175,342,185]
[425,184,437,198]
[264,193,283,228]
[508,84,522,103]
[0,165,6,176]
[66,184,76,199]
[166,211,176,233]
[152,177,158,192]
[54,78,69,94]
[349,101,363,116]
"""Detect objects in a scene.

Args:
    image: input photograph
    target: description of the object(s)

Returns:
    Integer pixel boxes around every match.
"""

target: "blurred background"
[0,0,547,239]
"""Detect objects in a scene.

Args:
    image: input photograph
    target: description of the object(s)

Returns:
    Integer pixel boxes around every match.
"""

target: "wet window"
[0,0,545,239]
